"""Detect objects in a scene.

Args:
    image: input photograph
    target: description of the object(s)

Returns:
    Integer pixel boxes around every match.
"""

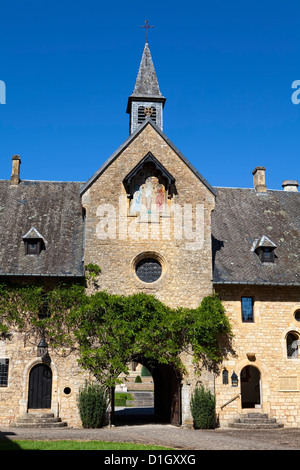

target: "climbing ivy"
[0,280,232,391]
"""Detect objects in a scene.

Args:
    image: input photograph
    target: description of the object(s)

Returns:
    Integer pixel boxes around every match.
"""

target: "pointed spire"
[130,42,164,99]
[127,42,166,134]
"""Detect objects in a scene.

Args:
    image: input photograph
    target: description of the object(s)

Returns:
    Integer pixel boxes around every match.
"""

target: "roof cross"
[140,20,154,43]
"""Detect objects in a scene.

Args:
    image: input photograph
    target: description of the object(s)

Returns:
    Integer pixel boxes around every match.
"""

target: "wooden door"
[28,364,52,409]
[170,377,181,426]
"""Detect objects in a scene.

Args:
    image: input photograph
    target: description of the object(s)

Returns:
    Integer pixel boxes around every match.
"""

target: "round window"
[136,258,162,283]
[295,310,300,322]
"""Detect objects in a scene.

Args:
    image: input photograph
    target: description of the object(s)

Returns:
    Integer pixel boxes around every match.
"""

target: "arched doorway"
[241,365,261,408]
[114,360,181,426]
[28,363,52,409]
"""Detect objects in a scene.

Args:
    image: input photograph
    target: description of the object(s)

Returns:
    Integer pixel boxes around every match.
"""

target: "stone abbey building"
[1,42,300,428]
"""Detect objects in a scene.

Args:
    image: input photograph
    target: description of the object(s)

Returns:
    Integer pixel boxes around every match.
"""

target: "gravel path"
[2,424,300,450]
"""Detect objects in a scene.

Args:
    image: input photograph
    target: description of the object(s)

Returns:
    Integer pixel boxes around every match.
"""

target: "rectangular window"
[241,297,254,322]
[0,359,9,387]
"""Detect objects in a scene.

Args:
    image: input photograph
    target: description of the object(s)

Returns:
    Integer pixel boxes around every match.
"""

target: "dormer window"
[25,239,42,255]
[23,227,45,256]
[253,235,276,264]
[258,247,274,263]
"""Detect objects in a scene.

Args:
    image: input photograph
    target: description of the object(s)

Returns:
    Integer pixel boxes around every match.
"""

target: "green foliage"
[0,440,173,450]
[0,282,86,347]
[0,282,232,394]
[186,294,232,368]
[85,263,101,281]
[141,365,152,377]
[77,382,108,428]
[190,386,216,429]
[114,392,133,406]
[135,375,142,383]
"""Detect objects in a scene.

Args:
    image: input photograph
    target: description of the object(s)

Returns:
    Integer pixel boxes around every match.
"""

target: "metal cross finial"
[140,20,154,43]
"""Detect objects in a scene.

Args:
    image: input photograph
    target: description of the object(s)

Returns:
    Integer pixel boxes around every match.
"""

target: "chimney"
[10,155,21,185]
[252,166,267,193]
[282,180,299,192]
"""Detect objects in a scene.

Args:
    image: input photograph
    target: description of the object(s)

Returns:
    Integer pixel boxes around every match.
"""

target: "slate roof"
[212,187,300,285]
[1,169,299,287]
[0,180,84,277]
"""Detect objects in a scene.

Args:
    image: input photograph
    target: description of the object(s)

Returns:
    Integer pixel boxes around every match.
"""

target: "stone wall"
[0,332,88,427]
[215,284,300,427]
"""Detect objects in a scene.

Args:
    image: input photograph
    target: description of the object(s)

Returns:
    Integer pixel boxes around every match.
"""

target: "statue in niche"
[156,184,165,212]
[131,185,142,213]
[129,176,167,216]
[144,177,154,212]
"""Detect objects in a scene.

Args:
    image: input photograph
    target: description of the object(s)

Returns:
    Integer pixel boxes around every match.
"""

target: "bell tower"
[126,41,166,134]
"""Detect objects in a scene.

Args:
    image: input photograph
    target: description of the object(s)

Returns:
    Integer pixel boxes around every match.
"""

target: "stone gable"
[82,122,215,309]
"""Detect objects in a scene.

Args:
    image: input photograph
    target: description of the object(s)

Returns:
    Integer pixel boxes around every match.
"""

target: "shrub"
[77,382,108,428]
[190,386,216,429]
[135,375,142,383]
[141,365,152,377]
[115,392,134,406]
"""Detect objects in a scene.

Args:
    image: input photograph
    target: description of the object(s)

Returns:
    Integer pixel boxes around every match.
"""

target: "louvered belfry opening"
[138,106,157,125]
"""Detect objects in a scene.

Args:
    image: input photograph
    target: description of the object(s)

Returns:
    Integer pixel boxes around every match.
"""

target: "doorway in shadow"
[241,365,261,409]
[114,359,182,426]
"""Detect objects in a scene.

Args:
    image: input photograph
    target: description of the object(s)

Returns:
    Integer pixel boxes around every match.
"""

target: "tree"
[74,292,185,390]
[0,282,232,394]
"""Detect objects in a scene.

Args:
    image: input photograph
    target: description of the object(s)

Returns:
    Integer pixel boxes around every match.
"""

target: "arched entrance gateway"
[114,360,182,426]
[240,365,261,409]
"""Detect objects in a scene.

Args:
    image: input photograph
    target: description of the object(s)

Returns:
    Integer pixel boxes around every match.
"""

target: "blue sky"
[0,0,300,190]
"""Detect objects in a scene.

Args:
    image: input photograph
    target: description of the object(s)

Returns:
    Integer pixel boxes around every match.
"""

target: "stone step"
[228,412,284,429]
[10,412,68,428]
[237,417,277,424]
[16,417,64,423]
[20,412,55,419]
[228,421,284,429]
[244,413,269,418]
[10,420,68,428]
[127,401,154,407]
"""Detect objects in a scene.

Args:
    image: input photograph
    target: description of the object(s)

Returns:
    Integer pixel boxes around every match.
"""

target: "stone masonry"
[215,284,300,428]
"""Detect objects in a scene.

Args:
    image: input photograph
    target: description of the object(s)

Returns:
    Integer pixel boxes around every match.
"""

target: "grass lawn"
[0,439,173,450]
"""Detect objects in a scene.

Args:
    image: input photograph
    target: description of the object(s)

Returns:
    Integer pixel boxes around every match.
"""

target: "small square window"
[241,297,254,322]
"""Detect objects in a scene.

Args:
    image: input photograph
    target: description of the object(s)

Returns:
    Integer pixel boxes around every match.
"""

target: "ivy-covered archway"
[0,283,233,418]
